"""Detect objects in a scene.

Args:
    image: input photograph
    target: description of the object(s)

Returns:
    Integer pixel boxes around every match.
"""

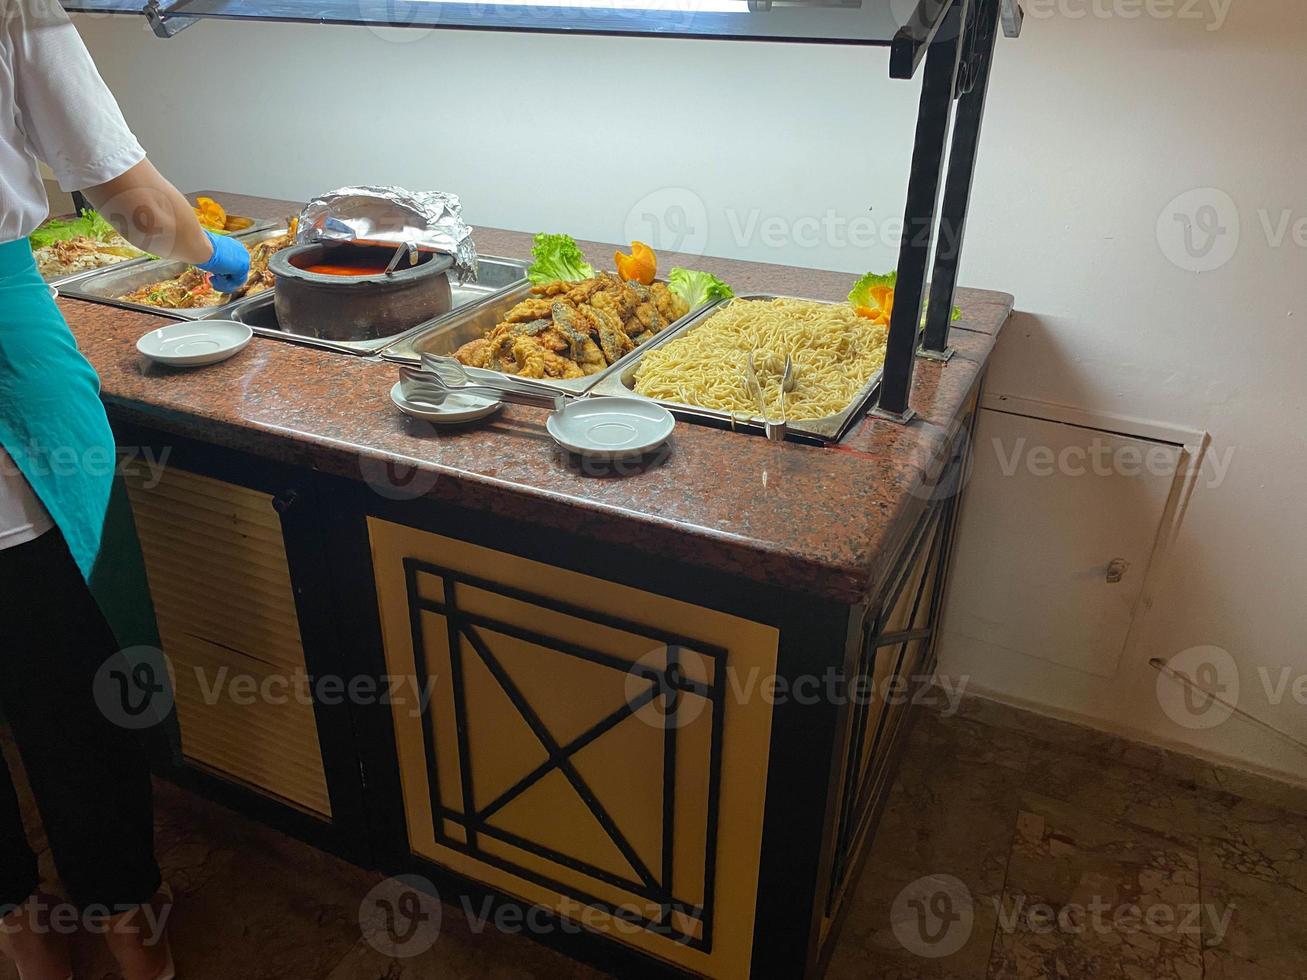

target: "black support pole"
[922,0,1001,355]
[875,0,970,421]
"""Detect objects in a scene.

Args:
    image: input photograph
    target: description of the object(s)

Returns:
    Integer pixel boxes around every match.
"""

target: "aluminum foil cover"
[296,186,478,282]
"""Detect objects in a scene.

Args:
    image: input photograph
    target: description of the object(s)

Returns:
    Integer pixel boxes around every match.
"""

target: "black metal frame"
[924,0,1002,354]
[876,0,1003,419]
[401,558,727,951]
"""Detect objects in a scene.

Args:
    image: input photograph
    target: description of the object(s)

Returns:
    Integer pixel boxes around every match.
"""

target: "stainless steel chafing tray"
[380,277,705,395]
[587,293,885,445]
[57,225,292,321]
[43,255,150,289]
[36,215,277,288]
[209,214,278,237]
[219,255,529,356]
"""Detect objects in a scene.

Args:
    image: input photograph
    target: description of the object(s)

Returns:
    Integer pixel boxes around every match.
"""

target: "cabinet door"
[369,518,780,980]
[822,495,955,934]
[125,466,332,817]
[941,410,1181,678]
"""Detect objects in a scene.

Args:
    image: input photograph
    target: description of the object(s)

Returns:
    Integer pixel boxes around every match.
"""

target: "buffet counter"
[62,192,1012,979]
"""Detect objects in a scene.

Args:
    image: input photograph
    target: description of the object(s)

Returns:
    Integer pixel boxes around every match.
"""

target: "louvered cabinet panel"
[125,467,332,818]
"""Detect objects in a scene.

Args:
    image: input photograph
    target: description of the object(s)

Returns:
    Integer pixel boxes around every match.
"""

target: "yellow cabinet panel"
[370,519,780,979]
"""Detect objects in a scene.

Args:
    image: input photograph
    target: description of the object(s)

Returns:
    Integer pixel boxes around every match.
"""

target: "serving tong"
[744,353,797,443]
[400,353,568,411]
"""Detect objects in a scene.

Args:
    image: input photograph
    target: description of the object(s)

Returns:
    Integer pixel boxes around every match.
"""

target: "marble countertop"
[62,191,1012,605]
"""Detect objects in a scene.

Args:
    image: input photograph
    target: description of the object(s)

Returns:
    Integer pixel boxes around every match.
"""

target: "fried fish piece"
[633,301,668,335]
[534,280,579,298]
[561,277,604,303]
[453,337,494,368]
[550,303,611,374]
[651,281,689,323]
[596,319,636,364]
[511,336,584,380]
[503,296,557,323]
[509,318,554,340]
[549,302,591,352]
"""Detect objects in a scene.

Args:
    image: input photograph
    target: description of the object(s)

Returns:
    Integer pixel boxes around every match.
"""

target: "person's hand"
[196,231,250,293]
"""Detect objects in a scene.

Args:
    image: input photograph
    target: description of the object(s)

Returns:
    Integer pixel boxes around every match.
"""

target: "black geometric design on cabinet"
[403,558,727,951]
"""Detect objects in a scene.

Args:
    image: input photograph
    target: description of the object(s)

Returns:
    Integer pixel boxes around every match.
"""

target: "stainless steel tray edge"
[221,216,280,237]
[214,254,533,357]
[214,290,439,357]
[38,214,277,288]
[45,254,154,289]
[587,293,885,444]
[57,225,293,321]
[377,255,533,365]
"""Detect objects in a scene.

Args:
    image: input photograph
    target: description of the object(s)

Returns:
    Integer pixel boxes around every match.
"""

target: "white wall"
[73,3,1307,783]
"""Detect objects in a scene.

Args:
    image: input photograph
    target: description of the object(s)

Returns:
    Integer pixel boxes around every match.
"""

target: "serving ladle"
[384,242,419,277]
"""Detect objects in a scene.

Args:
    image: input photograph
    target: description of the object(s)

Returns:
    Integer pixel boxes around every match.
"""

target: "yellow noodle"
[633,298,888,421]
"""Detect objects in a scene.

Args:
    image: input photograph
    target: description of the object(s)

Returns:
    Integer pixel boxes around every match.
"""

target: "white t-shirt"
[1,0,145,240]
[1,0,145,550]
[0,447,53,549]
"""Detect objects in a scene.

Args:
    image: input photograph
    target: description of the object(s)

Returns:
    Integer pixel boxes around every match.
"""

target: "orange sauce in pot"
[302,262,390,277]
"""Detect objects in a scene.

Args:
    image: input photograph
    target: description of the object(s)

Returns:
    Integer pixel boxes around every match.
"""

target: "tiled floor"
[3,697,1305,979]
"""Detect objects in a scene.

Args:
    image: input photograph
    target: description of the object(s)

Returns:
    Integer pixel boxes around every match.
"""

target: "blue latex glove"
[196,230,251,293]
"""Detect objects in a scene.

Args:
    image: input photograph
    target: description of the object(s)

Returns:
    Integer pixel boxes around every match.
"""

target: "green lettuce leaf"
[29,209,120,249]
[667,268,734,310]
[527,233,595,285]
[848,270,897,309]
[850,270,962,324]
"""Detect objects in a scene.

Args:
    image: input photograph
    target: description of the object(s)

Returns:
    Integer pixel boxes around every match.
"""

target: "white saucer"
[137,320,252,367]
[547,397,675,460]
[390,382,503,425]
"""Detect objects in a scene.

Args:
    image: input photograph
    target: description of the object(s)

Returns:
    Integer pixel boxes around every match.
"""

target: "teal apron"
[0,237,158,651]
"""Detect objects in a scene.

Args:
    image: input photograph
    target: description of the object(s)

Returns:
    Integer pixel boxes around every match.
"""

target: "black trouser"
[0,528,160,912]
